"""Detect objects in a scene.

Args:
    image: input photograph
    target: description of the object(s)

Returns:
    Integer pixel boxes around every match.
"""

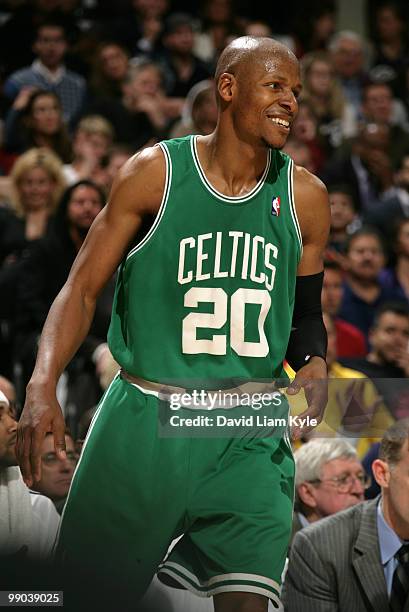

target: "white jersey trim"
[157,562,281,601]
[191,135,271,203]
[288,159,303,258]
[125,142,172,262]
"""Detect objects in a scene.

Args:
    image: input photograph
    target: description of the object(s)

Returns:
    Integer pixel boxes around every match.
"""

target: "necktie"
[390,543,409,612]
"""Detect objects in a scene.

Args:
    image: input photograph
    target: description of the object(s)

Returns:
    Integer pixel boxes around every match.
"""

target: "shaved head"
[215,36,298,83]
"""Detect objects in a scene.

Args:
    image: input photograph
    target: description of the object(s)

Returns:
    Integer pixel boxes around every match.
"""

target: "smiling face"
[218,40,301,149]
[19,166,56,212]
[369,311,409,365]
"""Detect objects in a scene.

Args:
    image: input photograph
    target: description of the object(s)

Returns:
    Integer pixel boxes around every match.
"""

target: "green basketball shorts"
[54,374,295,607]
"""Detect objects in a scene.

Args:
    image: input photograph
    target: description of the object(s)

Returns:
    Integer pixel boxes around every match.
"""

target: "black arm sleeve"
[285,271,327,371]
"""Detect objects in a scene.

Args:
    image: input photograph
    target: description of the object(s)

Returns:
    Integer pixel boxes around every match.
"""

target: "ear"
[217,72,235,103]
[297,483,318,509]
[372,458,390,488]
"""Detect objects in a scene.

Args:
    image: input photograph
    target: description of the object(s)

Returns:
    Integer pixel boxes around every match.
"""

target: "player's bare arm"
[286,165,330,438]
[16,145,167,486]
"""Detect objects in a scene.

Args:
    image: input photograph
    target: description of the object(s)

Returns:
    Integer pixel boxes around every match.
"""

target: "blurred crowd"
[1,0,409,608]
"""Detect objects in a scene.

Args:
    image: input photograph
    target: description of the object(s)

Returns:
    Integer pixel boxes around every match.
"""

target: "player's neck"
[199,130,269,190]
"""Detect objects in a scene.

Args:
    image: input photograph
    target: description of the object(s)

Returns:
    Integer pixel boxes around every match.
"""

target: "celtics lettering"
[177,231,278,291]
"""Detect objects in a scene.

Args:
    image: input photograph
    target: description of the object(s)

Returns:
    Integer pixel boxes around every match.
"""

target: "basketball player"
[17,37,329,612]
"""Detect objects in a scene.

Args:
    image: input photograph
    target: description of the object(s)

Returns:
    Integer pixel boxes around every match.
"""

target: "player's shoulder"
[293,164,328,200]
[110,143,167,210]
[118,143,166,181]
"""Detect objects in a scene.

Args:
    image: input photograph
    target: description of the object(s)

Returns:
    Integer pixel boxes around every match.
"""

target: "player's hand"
[16,380,66,488]
[286,356,328,440]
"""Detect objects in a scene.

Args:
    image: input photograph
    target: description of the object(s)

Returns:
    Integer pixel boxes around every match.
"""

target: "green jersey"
[108,135,302,384]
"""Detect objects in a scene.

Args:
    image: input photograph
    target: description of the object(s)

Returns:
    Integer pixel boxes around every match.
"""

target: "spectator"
[338,227,399,339]
[107,0,170,57]
[362,441,381,500]
[321,261,366,358]
[282,419,409,611]
[293,1,336,57]
[300,51,356,150]
[0,148,66,380]
[365,152,409,239]
[89,41,130,101]
[1,147,65,265]
[123,58,179,132]
[289,99,326,173]
[329,30,369,121]
[31,431,78,514]
[326,184,359,256]
[170,79,217,138]
[101,144,133,195]
[0,376,16,408]
[3,16,86,128]
[245,21,272,39]
[63,115,114,187]
[88,58,170,149]
[380,218,409,303]
[0,1,66,76]
[160,13,212,99]
[340,302,409,419]
[4,89,72,162]
[15,180,114,427]
[0,391,59,561]
[369,2,409,101]
[194,0,242,66]
[360,81,409,165]
[291,439,367,542]
[320,122,396,216]
[282,138,315,173]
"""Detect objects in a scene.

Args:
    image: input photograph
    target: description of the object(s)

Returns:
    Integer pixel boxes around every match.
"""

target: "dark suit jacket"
[282,498,409,612]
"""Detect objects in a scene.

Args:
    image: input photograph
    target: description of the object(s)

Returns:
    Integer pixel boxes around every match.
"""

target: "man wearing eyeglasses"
[0,391,60,563]
[30,431,78,515]
[282,419,409,612]
[291,439,368,543]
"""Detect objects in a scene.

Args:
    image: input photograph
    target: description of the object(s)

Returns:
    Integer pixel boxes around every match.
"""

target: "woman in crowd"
[300,51,356,151]
[0,148,65,378]
[0,147,66,265]
[4,89,72,163]
[89,41,130,101]
[290,99,327,173]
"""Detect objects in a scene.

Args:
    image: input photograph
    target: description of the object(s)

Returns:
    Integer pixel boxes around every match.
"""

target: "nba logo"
[271,196,281,216]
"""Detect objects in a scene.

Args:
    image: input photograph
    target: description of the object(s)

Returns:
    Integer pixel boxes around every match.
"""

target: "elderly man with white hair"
[291,438,369,541]
[0,390,59,562]
[329,30,368,122]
